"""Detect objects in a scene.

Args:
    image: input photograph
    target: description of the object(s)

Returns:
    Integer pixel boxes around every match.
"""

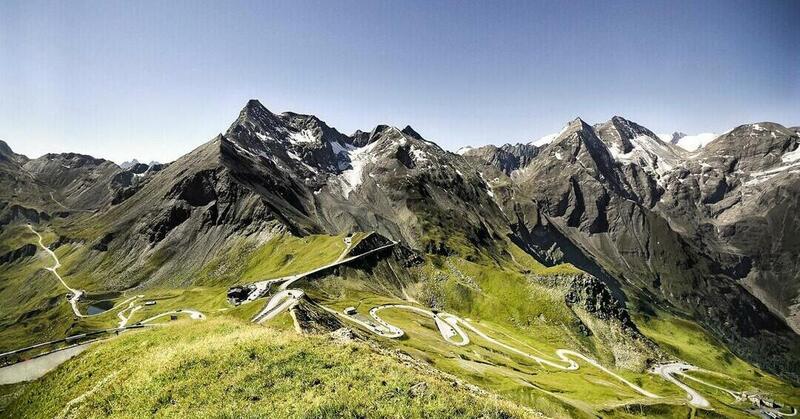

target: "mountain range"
[1,100,799,417]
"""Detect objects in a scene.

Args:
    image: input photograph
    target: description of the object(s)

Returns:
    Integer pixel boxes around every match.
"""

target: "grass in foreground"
[1,317,537,418]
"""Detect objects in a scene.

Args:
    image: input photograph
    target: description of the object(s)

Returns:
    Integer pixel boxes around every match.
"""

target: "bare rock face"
[562,274,663,370]
[22,153,120,210]
[291,299,345,334]
[565,275,635,330]
[460,143,540,175]
[329,327,358,342]
[0,244,36,264]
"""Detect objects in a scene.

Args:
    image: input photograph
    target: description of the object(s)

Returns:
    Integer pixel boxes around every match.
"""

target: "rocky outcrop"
[290,299,345,334]
[0,244,36,264]
[461,143,540,175]
[564,274,637,332]
[22,152,121,210]
[557,273,664,370]
[0,204,50,226]
[346,232,393,257]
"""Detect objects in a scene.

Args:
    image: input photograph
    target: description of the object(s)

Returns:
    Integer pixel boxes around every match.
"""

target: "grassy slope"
[0,226,77,353]
[0,228,350,351]
[310,266,683,418]
[1,318,536,418]
[305,244,798,418]
[635,312,800,407]
[2,226,798,418]
[195,232,353,286]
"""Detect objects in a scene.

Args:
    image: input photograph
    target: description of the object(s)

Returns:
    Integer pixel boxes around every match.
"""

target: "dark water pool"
[86,300,115,315]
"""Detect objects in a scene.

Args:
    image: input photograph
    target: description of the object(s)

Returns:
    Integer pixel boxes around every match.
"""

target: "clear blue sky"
[1,0,798,163]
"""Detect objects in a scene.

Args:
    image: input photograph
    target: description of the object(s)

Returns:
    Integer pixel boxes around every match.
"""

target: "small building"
[170,315,178,321]
[344,307,357,315]
[144,301,156,306]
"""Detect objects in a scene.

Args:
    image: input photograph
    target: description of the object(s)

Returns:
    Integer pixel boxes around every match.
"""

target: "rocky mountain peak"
[0,140,14,161]
[460,142,540,175]
[669,132,687,144]
[120,159,140,170]
[595,116,664,154]
[730,122,791,137]
[350,129,371,147]
[231,99,283,137]
[567,117,592,133]
[401,125,423,140]
[547,118,598,149]
[368,124,394,142]
[244,98,271,114]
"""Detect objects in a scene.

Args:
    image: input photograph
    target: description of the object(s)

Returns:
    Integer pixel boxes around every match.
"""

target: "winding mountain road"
[651,363,709,408]
[347,304,660,400]
[250,239,397,324]
[27,224,204,326]
[28,224,85,318]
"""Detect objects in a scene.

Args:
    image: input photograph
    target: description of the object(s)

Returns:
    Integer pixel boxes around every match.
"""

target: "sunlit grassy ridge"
[1,318,537,418]
[194,232,363,286]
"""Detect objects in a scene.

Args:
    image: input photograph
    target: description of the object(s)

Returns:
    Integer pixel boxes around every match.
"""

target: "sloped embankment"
[0,318,539,418]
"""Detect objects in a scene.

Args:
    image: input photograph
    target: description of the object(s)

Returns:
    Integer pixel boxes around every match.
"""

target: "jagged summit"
[0,139,12,154]
[669,132,687,144]
[244,98,269,113]
[400,125,423,140]
[231,99,283,136]
[0,140,15,162]
[596,116,665,152]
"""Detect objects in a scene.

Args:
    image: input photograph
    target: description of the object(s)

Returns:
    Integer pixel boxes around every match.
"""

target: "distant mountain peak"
[554,117,593,141]
[669,132,687,144]
[401,125,423,140]
[244,98,269,113]
[234,99,282,132]
[595,116,666,155]
[120,159,140,169]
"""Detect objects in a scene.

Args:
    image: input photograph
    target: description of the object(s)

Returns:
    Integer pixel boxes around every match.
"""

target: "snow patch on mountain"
[608,135,682,177]
[286,150,318,173]
[289,129,317,144]
[456,146,474,155]
[530,123,572,147]
[411,146,428,163]
[741,145,800,186]
[672,133,718,151]
[337,140,380,198]
[531,133,558,147]
[782,146,800,163]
